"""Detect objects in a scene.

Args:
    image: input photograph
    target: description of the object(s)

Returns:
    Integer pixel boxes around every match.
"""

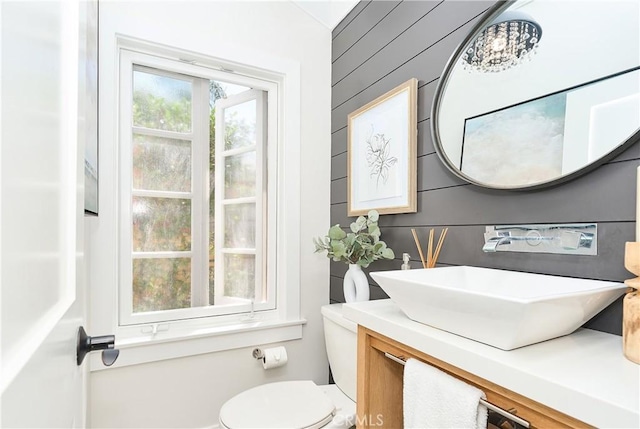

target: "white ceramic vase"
[343,264,370,303]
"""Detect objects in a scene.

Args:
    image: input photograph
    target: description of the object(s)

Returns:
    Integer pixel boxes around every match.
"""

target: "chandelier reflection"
[462,10,542,73]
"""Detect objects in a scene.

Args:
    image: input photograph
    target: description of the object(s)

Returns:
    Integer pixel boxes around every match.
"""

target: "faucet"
[482,235,511,252]
[482,224,598,255]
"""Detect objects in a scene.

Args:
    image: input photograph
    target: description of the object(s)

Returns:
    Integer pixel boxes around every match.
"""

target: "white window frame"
[120,51,277,326]
[92,39,304,369]
[214,89,275,308]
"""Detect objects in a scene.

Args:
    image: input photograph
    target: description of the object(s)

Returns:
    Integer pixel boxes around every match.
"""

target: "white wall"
[88,2,331,427]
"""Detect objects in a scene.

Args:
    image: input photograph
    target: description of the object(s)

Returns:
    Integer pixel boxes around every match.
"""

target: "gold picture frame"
[347,78,418,216]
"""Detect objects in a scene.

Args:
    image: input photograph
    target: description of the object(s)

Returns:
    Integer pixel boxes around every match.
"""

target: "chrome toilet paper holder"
[252,346,288,369]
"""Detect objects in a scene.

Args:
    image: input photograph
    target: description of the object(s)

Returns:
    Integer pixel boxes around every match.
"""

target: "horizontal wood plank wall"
[330,0,640,336]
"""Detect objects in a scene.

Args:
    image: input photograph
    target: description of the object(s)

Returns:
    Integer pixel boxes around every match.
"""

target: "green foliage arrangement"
[313,210,395,268]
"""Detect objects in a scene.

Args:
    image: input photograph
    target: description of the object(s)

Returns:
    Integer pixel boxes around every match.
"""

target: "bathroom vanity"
[343,299,640,429]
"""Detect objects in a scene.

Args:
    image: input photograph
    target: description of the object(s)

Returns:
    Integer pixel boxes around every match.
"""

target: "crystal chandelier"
[462,10,542,73]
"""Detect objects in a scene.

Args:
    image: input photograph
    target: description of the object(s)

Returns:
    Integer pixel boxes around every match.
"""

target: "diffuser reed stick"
[429,228,449,268]
[411,228,427,268]
[427,228,434,268]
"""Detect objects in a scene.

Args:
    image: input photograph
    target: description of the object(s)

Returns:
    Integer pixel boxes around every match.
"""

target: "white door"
[1,1,91,427]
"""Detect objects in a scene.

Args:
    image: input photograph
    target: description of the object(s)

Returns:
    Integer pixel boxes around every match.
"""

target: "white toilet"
[218,304,358,428]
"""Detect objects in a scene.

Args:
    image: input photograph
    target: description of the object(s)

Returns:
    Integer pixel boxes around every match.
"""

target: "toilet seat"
[219,380,336,429]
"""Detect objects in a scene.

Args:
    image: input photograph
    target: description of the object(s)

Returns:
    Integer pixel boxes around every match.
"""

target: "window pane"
[133,258,191,312]
[224,203,255,248]
[133,197,191,251]
[223,254,255,300]
[133,69,192,132]
[224,99,256,150]
[224,151,256,199]
[133,134,191,192]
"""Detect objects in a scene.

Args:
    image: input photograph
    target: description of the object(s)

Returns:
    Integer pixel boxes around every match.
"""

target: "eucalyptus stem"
[313,210,395,268]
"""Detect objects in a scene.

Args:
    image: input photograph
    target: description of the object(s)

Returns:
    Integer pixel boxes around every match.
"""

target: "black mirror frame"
[430,0,640,191]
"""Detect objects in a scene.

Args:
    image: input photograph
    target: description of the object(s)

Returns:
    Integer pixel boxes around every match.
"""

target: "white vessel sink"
[370,266,627,350]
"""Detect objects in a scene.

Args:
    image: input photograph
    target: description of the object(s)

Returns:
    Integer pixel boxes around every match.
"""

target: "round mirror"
[432,0,640,190]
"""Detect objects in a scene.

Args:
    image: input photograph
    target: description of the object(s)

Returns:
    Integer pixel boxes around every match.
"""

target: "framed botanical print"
[347,78,417,216]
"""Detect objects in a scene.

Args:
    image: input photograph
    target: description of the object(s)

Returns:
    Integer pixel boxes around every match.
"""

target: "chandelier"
[462,10,542,73]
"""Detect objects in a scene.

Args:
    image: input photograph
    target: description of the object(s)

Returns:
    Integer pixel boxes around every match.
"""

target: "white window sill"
[89,318,306,371]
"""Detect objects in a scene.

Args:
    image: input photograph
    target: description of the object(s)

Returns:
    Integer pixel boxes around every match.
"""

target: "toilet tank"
[321,304,357,401]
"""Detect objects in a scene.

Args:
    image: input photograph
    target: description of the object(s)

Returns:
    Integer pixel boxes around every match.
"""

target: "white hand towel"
[403,358,488,429]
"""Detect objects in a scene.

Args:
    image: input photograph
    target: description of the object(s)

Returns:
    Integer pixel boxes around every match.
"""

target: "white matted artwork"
[348,79,417,216]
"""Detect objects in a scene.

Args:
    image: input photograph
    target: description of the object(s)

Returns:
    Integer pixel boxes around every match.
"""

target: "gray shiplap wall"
[330,0,640,336]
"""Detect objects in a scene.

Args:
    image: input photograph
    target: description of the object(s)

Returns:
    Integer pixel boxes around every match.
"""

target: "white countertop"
[343,299,640,429]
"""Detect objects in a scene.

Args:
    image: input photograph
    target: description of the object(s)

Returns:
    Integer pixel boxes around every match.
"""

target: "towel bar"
[384,352,530,428]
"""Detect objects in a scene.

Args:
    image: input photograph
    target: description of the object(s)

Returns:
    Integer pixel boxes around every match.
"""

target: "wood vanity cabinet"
[356,327,592,429]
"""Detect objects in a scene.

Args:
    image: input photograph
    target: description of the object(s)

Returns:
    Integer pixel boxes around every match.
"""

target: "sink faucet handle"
[560,231,594,250]
[560,231,582,250]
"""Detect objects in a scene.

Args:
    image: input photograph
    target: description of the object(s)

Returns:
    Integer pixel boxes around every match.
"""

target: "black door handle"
[76,326,120,366]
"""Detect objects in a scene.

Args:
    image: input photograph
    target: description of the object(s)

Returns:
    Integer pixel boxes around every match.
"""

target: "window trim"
[89,37,303,370]
[89,319,306,371]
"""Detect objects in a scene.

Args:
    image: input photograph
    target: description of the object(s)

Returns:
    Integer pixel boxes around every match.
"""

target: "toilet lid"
[219,380,336,429]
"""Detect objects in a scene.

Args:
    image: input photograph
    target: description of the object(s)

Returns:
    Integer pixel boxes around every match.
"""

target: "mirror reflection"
[433,0,640,189]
